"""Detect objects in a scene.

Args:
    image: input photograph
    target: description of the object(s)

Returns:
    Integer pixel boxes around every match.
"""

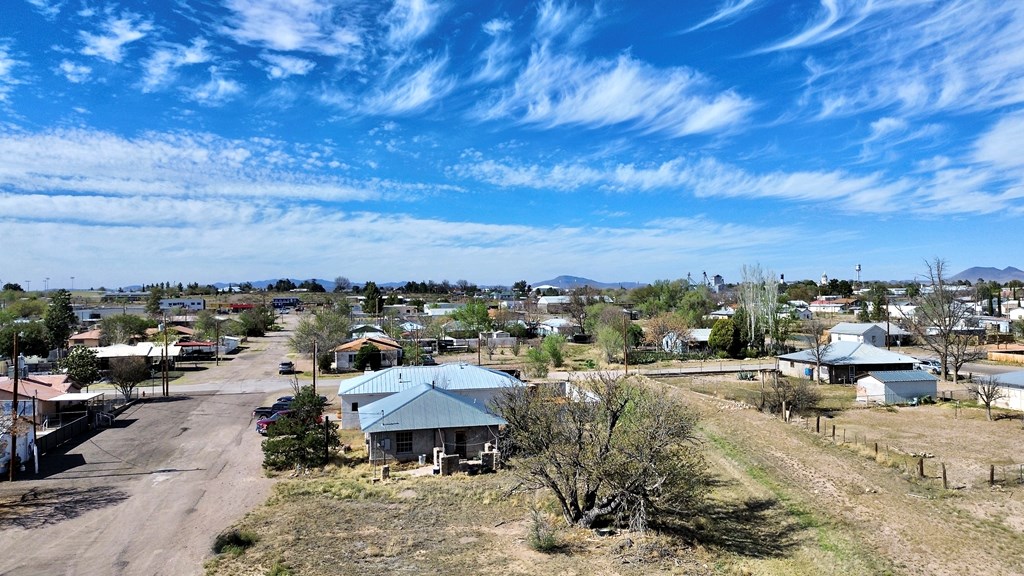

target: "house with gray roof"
[991,371,1024,412]
[856,370,938,404]
[337,363,524,429]
[359,383,506,462]
[778,341,917,384]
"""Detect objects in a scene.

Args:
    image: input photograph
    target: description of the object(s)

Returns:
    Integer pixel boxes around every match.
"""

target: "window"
[351,402,358,413]
[396,431,413,453]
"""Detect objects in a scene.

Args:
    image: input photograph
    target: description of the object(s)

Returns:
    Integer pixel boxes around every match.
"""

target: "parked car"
[252,400,292,420]
[255,410,291,434]
[915,359,942,374]
[421,354,437,366]
[278,361,295,374]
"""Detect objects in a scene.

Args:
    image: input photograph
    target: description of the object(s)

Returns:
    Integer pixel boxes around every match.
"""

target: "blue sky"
[2,0,1023,290]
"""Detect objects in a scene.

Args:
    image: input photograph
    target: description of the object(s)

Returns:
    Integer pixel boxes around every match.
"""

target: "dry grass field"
[205,374,1024,576]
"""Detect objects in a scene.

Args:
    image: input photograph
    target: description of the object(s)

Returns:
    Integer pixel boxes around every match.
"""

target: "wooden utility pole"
[9,332,21,482]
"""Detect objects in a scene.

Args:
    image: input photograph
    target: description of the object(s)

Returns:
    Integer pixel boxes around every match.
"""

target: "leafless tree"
[966,376,1006,421]
[495,372,707,531]
[485,337,498,360]
[566,286,598,334]
[645,312,690,353]
[802,317,833,383]
[947,320,986,383]
[109,356,151,402]
[902,258,974,380]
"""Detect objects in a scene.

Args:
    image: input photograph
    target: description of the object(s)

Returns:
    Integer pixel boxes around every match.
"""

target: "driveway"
[0,320,301,576]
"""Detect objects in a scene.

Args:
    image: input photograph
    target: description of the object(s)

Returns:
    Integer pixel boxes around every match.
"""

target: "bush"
[527,507,559,552]
[524,347,549,378]
[212,529,258,556]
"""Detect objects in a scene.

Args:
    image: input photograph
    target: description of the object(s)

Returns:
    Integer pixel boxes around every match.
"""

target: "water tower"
[855,264,861,287]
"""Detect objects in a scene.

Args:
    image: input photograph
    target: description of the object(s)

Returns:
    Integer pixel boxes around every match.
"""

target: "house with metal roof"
[359,383,506,462]
[336,363,524,429]
[333,337,403,370]
[990,371,1024,412]
[829,322,888,347]
[661,329,712,354]
[778,341,917,384]
[856,370,938,404]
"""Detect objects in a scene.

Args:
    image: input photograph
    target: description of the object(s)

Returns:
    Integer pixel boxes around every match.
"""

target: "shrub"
[527,507,559,552]
[212,529,258,556]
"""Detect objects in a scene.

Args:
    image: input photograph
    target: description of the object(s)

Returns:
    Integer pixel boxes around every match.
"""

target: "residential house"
[856,370,938,404]
[359,383,506,462]
[68,329,102,348]
[537,295,571,314]
[707,306,735,320]
[778,341,917,384]
[0,374,81,423]
[990,371,1024,412]
[829,322,888,347]
[424,302,464,317]
[661,329,712,354]
[536,318,579,336]
[333,337,403,371]
[336,363,524,429]
[808,298,858,315]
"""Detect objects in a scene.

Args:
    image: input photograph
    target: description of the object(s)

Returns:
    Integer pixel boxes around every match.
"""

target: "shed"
[856,371,938,404]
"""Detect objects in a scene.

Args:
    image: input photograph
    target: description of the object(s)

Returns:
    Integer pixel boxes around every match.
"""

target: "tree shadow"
[656,478,801,558]
[0,485,129,529]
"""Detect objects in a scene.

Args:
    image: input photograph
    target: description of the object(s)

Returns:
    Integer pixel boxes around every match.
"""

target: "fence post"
[918,458,924,478]
[816,415,820,433]
[874,442,878,458]
[831,424,835,440]
[842,429,846,444]
[942,463,948,489]
[991,465,996,486]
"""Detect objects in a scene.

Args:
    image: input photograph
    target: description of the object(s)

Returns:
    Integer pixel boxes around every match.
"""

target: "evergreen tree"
[43,289,77,353]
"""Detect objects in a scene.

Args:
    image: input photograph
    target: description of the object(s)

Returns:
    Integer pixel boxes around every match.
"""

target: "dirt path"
[676,385,1024,576]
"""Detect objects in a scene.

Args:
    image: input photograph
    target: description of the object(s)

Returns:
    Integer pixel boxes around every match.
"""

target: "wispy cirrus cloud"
[0,44,23,102]
[27,0,62,18]
[79,12,153,63]
[534,0,595,47]
[775,1,1024,118]
[478,48,754,137]
[686,0,761,32]
[383,0,446,48]
[188,67,242,105]
[220,0,364,58]
[363,56,454,115]
[259,53,316,79]
[473,18,516,83]
[141,38,212,92]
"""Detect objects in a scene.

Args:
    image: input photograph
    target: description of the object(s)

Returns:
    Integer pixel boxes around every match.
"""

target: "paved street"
[0,318,300,576]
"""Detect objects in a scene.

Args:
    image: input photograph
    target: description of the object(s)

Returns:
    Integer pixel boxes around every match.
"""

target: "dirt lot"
[205,373,1024,576]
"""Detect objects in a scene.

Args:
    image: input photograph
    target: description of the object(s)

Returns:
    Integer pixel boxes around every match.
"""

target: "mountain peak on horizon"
[950,266,1024,283]
[532,275,644,290]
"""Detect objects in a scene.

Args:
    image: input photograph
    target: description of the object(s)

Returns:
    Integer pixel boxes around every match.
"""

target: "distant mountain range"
[531,275,645,290]
[950,266,1024,283]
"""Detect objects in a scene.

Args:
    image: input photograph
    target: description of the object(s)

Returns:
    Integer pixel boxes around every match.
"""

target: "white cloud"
[220,0,364,58]
[479,49,754,137]
[259,53,316,79]
[781,1,1024,117]
[973,112,1024,172]
[141,39,213,92]
[188,68,243,105]
[474,18,515,83]
[534,0,593,46]
[27,0,62,18]
[57,60,92,83]
[79,13,153,63]
[686,0,760,32]
[363,56,454,115]
[0,44,23,102]
[384,0,445,48]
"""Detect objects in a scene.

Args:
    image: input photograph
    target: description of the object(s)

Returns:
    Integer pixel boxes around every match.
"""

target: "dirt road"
[0,323,299,576]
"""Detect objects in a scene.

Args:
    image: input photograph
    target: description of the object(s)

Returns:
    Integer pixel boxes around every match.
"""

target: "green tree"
[262,385,339,470]
[451,299,492,335]
[596,325,624,363]
[109,356,151,402]
[353,343,381,371]
[631,278,689,317]
[362,281,383,316]
[59,346,101,390]
[512,280,530,296]
[43,289,77,353]
[99,314,153,345]
[524,346,549,378]
[1,321,48,359]
[708,318,742,358]
[495,373,707,530]
[541,334,566,368]
[145,287,164,316]
[238,306,276,337]
[403,341,425,365]
[289,301,352,366]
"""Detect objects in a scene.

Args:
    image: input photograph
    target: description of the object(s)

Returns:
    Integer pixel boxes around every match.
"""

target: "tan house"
[333,337,403,370]
[68,329,102,348]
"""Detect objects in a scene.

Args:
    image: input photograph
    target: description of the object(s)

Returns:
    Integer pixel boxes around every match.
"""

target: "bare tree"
[109,356,151,402]
[966,376,1006,421]
[947,321,986,383]
[495,373,706,530]
[565,286,598,334]
[645,312,690,353]
[802,318,833,383]
[902,258,974,380]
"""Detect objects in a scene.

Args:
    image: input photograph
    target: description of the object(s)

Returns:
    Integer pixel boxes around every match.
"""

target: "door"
[454,431,467,459]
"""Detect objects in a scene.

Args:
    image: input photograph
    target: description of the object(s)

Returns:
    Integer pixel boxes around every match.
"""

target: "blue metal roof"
[862,370,938,383]
[358,383,507,433]
[338,363,523,396]
[779,341,917,365]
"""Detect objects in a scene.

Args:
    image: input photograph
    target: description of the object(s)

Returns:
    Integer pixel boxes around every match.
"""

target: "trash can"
[418,454,426,465]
